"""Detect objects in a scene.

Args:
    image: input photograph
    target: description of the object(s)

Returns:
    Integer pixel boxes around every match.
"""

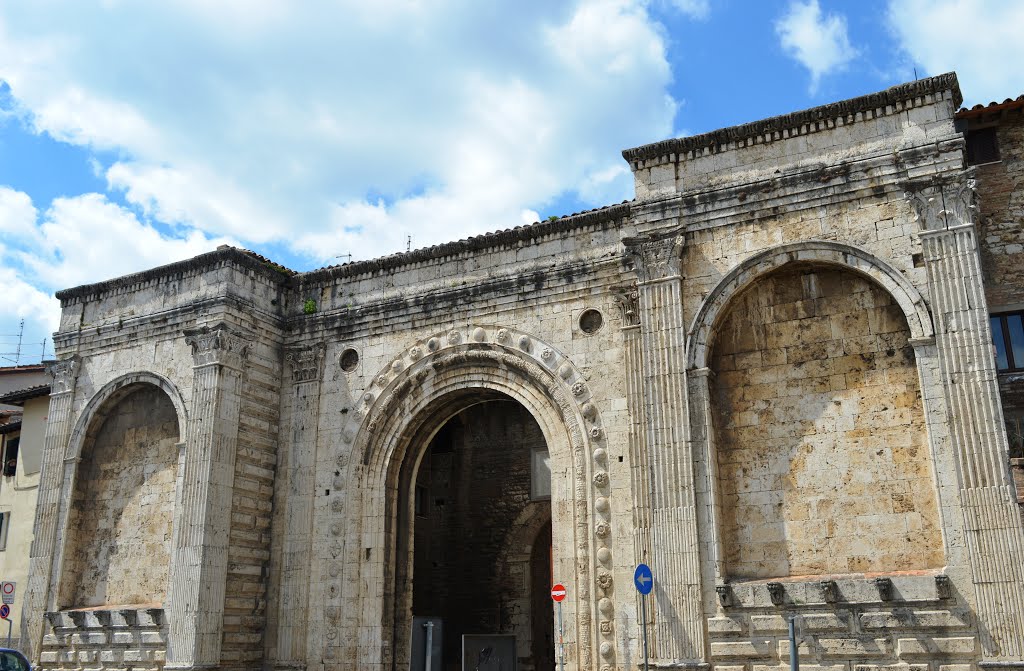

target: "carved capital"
[612,283,640,327]
[286,343,326,384]
[623,232,684,283]
[903,171,977,232]
[183,323,249,370]
[45,356,80,395]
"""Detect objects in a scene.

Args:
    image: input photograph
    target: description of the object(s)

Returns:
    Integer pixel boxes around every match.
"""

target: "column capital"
[183,323,249,370]
[903,170,978,232]
[612,283,641,328]
[285,342,326,385]
[623,231,685,283]
[45,356,79,396]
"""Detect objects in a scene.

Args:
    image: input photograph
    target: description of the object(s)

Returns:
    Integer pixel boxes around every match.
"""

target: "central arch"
[322,327,617,671]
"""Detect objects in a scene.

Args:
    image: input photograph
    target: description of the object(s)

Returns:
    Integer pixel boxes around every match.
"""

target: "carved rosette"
[286,343,326,384]
[46,356,80,395]
[183,323,249,370]
[330,325,613,669]
[623,232,684,283]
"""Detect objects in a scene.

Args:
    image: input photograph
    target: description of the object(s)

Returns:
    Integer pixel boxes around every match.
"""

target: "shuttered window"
[967,127,1000,165]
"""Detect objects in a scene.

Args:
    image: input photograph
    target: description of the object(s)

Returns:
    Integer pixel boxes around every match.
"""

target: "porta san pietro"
[21,73,1024,671]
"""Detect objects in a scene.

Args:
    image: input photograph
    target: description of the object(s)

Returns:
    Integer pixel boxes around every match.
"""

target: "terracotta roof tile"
[956,95,1024,118]
[0,383,51,406]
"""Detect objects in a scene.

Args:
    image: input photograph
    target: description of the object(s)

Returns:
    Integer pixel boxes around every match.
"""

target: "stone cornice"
[297,202,631,284]
[622,73,962,168]
[53,205,632,311]
[55,246,292,306]
[52,294,285,355]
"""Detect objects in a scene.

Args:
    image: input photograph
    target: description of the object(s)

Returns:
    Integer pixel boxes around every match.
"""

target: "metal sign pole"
[6,618,11,647]
[558,601,564,671]
[423,620,434,671]
[640,593,649,671]
[634,563,654,671]
[788,615,799,671]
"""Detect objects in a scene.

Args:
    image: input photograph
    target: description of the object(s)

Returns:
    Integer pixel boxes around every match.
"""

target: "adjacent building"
[20,73,1024,671]
[0,365,50,650]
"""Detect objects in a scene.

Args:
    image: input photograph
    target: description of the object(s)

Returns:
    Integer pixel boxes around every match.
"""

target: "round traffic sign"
[0,604,9,619]
[551,584,566,602]
[1,583,12,595]
[634,564,653,595]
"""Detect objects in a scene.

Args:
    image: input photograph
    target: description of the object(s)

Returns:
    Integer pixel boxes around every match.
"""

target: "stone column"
[686,367,726,594]
[623,233,707,666]
[165,324,248,670]
[614,284,654,628]
[274,343,325,669]
[907,175,1024,663]
[21,357,79,663]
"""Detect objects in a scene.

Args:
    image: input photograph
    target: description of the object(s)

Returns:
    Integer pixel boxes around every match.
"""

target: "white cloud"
[0,0,680,271]
[665,0,710,19]
[887,0,1024,106]
[0,186,37,236]
[776,0,858,93]
[0,187,235,358]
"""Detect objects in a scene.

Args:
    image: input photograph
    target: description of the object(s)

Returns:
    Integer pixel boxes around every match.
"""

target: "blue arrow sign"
[634,564,653,595]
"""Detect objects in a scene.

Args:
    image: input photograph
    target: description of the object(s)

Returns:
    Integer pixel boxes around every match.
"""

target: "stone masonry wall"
[220,334,282,670]
[710,266,944,579]
[975,111,1024,310]
[60,385,180,608]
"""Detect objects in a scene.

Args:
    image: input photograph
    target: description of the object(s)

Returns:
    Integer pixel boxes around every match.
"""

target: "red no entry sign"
[551,584,566,602]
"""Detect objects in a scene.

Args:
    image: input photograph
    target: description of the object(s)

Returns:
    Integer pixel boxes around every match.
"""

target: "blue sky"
[1,0,1023,364]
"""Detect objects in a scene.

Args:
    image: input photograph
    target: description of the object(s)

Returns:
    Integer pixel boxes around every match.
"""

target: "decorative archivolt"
[686,240,935,371]
[323,324,616,670]
[66,370,189,461]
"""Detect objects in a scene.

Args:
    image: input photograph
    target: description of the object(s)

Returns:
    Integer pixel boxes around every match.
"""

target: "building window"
[1007,415,1024,460]
[992,312,1024,371]
[967,127,1000,165]
[0,512,9,551]
[2,437,18,478]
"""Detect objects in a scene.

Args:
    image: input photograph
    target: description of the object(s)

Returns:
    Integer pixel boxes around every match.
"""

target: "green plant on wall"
[303,298,317,315]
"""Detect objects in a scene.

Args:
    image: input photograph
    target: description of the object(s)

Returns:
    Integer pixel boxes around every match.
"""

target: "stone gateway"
[22,73,1024,671]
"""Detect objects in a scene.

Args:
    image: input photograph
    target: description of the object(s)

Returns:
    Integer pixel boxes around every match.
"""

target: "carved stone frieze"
[183,323,249,370]
[285,343,326,384]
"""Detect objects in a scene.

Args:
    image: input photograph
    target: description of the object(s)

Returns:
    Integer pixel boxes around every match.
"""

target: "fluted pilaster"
[22,357,79,664]
[615,283,654,637]
[907,175,1024,660]
[274,343,325,669]
[624,233,706,666]
[165,324,248,670]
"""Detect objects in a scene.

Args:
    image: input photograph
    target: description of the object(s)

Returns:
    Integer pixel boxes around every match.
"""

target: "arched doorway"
[328,330,615,671]
[399,397,555,670]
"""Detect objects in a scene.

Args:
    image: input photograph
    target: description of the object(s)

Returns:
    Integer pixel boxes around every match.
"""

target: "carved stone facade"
[22,73,1024,671]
